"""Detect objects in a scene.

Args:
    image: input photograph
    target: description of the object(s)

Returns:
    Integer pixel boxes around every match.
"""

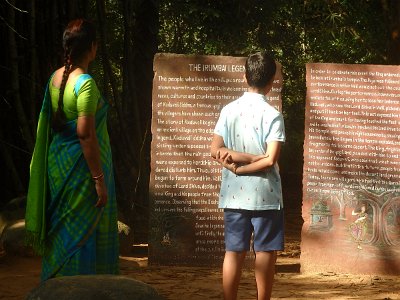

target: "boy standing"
[210,52,285,300]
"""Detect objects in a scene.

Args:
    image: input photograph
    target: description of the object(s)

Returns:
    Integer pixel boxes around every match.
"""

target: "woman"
[25,19,119,280]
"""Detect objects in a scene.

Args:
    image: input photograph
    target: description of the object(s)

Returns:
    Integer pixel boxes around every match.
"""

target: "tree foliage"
[158,0,395,176]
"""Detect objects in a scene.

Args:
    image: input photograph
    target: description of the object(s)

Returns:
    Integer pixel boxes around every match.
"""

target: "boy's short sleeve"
[214,107,227,140]
[266,114,286,143]
[76,78,100,116]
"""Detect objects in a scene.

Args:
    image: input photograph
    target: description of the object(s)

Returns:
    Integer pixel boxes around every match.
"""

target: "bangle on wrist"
[92,173,104,181]
[233,166,238,174]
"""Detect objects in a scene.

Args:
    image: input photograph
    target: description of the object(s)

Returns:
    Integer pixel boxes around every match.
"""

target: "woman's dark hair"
[245,51,276,89]
[52,19,96,132]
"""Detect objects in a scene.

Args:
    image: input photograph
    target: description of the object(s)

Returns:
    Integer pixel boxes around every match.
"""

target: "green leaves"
[157,0,391,175]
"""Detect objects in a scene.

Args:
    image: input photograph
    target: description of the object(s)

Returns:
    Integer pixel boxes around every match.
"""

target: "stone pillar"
[302,63,400,275]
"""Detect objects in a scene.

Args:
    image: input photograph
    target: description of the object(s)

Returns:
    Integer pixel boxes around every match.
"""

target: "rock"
[0,196,26,237]
[0,196,28,255]
[1,220,33,257]
[26,275,164,300]
[0,197,137,257]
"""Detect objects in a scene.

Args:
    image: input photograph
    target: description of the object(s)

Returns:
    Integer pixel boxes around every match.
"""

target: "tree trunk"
[8,0,34,152]
[95,0,138,162]
[96,0,120,107]
[0,127,24,195]
[122,0,143,146]
[96,0,138,165]
[29,0,38,137]
[96,0,138,229]
[122,0,159,242]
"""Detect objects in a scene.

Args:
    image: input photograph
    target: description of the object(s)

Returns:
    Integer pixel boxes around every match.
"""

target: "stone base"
[300,222,400,275]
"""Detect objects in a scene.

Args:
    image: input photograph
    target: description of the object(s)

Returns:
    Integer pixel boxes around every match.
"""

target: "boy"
[210,51,285,300]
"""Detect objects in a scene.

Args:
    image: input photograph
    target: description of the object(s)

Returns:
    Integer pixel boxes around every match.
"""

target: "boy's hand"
[215,151,238,174]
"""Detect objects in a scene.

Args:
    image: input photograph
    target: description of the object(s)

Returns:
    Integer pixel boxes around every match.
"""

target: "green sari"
[26,74,119,281]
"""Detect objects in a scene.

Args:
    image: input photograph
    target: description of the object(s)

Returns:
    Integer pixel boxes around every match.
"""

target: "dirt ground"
[1,209,399,299]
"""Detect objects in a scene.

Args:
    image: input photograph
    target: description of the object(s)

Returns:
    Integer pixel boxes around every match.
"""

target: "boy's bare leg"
[254,251,277,300]
[223,251,247,300]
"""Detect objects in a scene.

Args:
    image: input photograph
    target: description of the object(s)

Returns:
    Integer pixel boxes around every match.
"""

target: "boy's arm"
[219,141,282,175]
[236,141,281,174]
[210,134,264,163]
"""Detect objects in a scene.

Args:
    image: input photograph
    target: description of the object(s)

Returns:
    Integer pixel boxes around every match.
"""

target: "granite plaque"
[149,53,283,265]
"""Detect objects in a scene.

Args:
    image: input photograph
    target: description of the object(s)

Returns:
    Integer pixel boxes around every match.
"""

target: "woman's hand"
[94,177,108,207]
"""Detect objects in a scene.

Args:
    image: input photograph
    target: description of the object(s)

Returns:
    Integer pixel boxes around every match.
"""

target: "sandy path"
[1,253,399,300]
[1,208,399,299]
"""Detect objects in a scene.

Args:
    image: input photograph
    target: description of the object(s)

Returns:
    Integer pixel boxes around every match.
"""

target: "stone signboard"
[302,63,400,274]
[149,53,282,265]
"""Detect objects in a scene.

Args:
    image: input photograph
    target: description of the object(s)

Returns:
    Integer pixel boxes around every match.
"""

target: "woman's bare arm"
[77,115,107,207]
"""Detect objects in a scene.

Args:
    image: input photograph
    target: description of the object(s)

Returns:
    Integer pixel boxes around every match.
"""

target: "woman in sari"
[25,19,119,281]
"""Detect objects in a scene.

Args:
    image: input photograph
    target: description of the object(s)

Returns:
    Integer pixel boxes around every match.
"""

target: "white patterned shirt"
[214,92,285,210]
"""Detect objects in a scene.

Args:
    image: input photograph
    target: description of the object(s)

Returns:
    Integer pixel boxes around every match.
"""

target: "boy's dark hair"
[245,52,276,89]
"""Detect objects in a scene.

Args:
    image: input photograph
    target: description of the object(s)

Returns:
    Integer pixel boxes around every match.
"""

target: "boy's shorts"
[224,208,284,252]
